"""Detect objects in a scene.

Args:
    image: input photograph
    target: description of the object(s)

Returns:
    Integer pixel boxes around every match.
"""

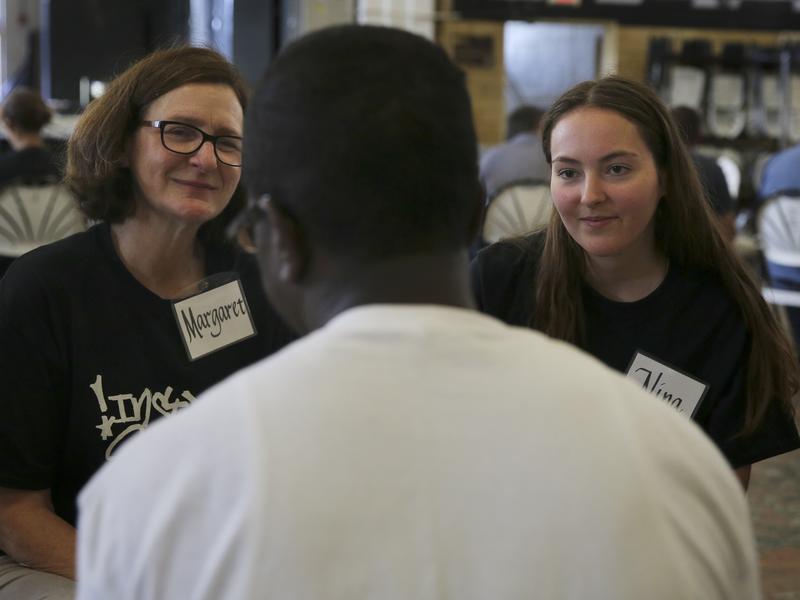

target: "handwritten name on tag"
[625,351,708,419]
[173,280,257,361]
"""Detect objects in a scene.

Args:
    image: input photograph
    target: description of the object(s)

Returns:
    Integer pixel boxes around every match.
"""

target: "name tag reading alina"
[625,351,708,419]
[173,279,257,361]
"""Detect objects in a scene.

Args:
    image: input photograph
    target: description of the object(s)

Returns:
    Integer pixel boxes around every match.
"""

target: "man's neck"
[300,250,475,332]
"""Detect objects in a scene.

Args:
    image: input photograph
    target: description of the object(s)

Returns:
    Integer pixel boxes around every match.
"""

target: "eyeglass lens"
[161,122,243,166]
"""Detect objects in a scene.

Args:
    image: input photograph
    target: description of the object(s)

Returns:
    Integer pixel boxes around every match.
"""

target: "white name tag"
[172,279,257,361]
[625,351,708,419]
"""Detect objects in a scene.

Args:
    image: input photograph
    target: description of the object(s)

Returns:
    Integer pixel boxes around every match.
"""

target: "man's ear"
[262,198,307,283]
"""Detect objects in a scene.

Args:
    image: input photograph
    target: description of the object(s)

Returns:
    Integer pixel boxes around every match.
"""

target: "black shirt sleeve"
[702,301,800,467]
[470,236,541,328]
[0,257,67,490]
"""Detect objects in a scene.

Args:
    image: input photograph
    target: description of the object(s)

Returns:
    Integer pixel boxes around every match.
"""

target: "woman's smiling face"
[549,106,663,261]
[126,83,244,228]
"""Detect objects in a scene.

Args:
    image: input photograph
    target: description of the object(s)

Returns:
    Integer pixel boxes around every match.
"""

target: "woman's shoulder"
[1,225,105,294]
[471,231,544,324]
[473,231,545,275]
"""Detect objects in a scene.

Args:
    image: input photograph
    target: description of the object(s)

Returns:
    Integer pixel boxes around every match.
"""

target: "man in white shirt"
[76,25,760,600]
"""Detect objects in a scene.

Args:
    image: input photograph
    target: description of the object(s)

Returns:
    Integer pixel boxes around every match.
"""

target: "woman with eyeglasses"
[0,46,295,599]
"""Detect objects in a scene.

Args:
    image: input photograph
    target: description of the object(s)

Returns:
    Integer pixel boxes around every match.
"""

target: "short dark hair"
[670,105,702,146]
[65,45,248,245]
[1,87,51,134]
[506,105,543,140]
[244,25,480,261]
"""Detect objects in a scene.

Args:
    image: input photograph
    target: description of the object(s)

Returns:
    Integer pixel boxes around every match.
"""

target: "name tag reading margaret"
[625,351,708,419]
[173,279,256,361]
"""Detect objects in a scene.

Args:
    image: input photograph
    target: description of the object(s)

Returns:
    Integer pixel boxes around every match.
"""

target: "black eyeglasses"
[141,120,243,167]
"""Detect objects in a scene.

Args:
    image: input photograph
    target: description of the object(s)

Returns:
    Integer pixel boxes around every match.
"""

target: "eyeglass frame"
[140,120,243,167]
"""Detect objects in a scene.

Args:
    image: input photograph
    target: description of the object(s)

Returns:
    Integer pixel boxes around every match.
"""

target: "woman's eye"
[608,164,629,175]
[557,168,578,180]
[217,138,243,152]
[164,125,196,139]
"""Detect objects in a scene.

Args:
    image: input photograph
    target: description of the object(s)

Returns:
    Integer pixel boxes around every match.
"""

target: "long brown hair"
[535,75,797,436]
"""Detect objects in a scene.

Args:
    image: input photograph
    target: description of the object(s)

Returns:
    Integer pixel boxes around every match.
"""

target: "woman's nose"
[190,140,218,169]
[581,173,605,205]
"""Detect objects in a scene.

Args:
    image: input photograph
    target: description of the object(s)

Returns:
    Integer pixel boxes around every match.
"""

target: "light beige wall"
[438,19,505,145]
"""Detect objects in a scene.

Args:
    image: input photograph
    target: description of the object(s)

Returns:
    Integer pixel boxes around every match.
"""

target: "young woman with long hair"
[472,76,799,489]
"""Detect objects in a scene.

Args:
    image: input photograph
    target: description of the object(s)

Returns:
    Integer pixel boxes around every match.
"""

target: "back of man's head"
[244,25,480,262]
[506,105,543,140]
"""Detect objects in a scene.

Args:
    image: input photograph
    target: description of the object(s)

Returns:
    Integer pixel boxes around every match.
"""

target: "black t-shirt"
[0,223,296,525]
[0,146,59,187]
[471,234,800,468]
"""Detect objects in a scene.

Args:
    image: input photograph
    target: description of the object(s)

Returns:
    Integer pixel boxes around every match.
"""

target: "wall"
[282,0,355,45]
[358,0,435,40]
[438,18,504,145]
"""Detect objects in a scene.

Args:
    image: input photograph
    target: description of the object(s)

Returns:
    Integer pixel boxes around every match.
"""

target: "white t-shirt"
[77,305,759,600]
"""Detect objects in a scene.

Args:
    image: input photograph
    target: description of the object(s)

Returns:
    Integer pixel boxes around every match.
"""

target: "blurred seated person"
[0,87,59,186]
[479,105,549,197]
[759,139,800,201]
[671,106,735,241]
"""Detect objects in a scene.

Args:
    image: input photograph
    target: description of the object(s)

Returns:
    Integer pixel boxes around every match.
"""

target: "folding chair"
[757,192,800,350]
[481,179,552,246]
[0,182,86,265]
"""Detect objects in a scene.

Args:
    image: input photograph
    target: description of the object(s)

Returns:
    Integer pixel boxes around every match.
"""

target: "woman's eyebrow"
[161,115,242,136]
[552,150,639,163]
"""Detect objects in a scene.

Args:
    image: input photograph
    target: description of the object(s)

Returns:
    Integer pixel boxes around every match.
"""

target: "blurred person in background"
[0,87,59,186]
[479,104,549,197]
[671,105,735,241]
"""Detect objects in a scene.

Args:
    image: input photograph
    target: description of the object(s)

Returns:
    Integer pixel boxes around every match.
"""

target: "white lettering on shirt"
[90,374,195,459]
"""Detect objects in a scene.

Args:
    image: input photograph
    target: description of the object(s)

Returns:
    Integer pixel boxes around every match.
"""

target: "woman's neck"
[584,247,669,303]
[111,216,206,299]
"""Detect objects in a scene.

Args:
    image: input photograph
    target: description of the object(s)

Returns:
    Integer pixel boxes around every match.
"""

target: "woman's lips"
[173,178,216,190]
[580,216,617,227]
